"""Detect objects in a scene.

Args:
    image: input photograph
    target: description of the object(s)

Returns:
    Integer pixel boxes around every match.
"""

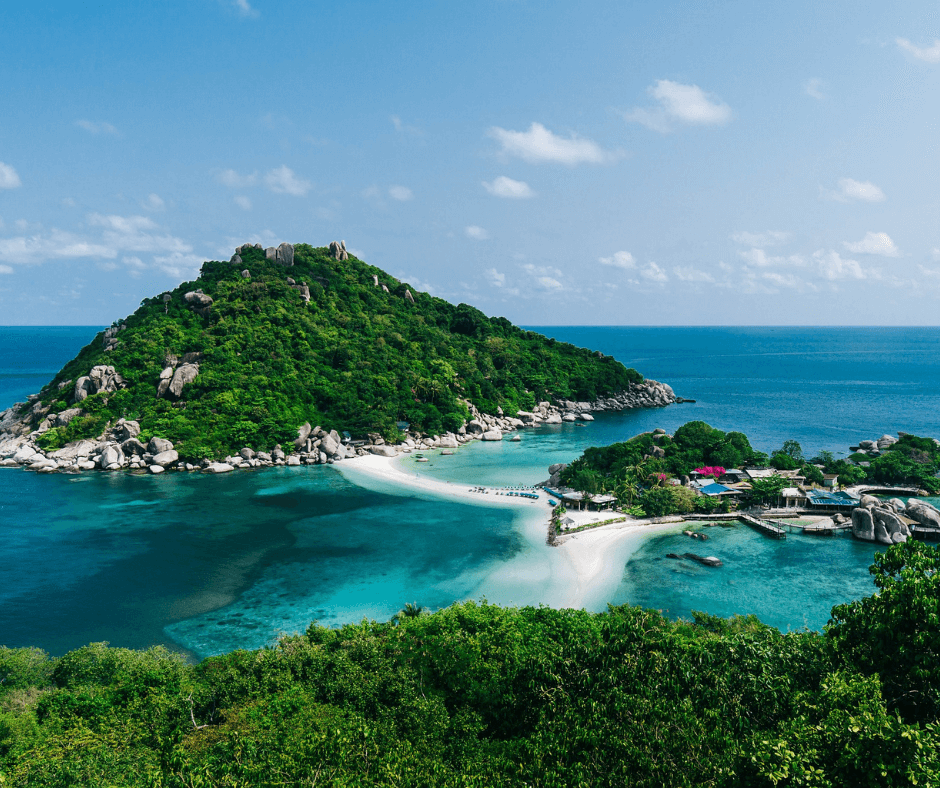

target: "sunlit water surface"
[4,326,939,657]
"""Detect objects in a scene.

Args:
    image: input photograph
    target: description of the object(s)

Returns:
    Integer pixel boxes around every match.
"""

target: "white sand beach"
[337,452,684,610]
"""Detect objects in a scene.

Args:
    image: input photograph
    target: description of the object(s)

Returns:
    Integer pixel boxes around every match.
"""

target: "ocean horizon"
[2,325,936,658]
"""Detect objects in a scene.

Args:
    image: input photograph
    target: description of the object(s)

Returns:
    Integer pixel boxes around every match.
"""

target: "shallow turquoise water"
[3,326,937,657]
[610,522,882,631]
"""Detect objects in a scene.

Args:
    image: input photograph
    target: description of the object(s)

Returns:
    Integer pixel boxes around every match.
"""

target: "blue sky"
[0,1,938,325]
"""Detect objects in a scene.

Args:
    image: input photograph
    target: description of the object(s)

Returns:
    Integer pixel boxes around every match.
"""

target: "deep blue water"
[3,326,936,657]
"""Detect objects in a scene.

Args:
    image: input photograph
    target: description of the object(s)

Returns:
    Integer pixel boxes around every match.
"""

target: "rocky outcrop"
[906,499,940,529]
[102,324,125,352]
[167,363,199,398]
[184,290,213,308]
[405,289,415,304]
[329,240,348,261]
[74,366,125,403]
[276,242,294,266]
[148,437,174,454]
[111,419,141,442]
[852,496,910,544]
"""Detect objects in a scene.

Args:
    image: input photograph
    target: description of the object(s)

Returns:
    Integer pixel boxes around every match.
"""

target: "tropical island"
[1,249,940,786]
[0,242,674,473]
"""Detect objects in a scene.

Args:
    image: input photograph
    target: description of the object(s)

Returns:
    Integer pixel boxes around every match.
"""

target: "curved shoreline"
[337,452,684,611]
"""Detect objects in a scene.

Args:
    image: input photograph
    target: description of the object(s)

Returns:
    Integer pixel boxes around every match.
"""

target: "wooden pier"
[689,512,786,539]
[738,512,787,539]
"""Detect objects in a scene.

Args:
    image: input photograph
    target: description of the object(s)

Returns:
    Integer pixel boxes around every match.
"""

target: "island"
[0,241,675,474]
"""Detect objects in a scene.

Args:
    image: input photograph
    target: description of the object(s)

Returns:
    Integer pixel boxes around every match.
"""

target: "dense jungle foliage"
[27,244,642,459]
[1,540,938,786]
[559,421,940,515]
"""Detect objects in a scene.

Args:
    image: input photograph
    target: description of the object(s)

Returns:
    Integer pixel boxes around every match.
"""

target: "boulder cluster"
[0,419,181,474]
[850,494,940,545]
[0,378,676,477]
[156,352,202,398]
[74,365,125,403]
[329,240,349,261]
[853,432,940,456]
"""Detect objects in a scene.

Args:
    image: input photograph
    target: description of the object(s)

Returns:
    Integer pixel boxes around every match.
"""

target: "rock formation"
[851,496,910,545]
[276,242,294,266]
[329,240,348,261]
[74,366,125,403]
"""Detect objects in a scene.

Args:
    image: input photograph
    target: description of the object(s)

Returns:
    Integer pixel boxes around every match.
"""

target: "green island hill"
[0,241,675,473]
[1,539,939,785]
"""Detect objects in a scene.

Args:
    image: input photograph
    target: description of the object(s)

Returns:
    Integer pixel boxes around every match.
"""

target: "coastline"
[337,451,684,611]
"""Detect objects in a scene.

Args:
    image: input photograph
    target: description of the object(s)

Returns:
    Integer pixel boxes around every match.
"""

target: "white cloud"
[804,78,825,100]
[598,251,636,270]
[487,122,614,165]
[264,166,311,196]
[153,252,204,279]
[142,193,165,211]
[673,266,714,283]
[0,162,21,189]
[824,177,885,203]
[486,268,507,288]
[391,115,423,137]
[88,214,158,233]
[234,195,252,210]
[897,38,940,63]
[640,262,669,283]
[739,248,807,268]
[123,256,147,269]
[521,262,565,291]
[624,80,731,132]
[75,120,119,135]
[465,225,489,240]
[731,230,790,247]
[228,0,259,18]
[844,231,899,257]
[218,169,258,188]
[0,230,114,264]
[813,250,866,280]
[0,264,13,274]
[762,271,807,289]
[482,176,535,199]
[388,185,413,201]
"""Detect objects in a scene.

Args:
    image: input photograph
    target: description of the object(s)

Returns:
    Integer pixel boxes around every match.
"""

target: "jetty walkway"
[690,512,786,539]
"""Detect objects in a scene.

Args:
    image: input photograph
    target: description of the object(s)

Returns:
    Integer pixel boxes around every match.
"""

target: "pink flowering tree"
[693,466,726,479]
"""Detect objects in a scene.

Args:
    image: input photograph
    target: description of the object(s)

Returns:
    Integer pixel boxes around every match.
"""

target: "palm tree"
[392,602,426,625]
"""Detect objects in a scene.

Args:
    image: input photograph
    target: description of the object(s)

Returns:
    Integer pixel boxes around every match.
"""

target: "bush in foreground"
[1,541,938,786]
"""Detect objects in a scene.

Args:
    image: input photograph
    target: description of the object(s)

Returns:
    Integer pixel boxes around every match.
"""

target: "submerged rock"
[683,553,723,567]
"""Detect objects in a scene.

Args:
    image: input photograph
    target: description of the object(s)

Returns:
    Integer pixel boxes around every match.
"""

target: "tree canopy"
[2,542,940,785]
[22,244,643,459]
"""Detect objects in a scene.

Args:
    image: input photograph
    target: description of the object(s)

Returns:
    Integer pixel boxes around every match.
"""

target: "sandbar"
[337,452,684,610]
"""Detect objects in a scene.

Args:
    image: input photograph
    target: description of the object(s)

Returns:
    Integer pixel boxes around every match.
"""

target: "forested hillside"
[1,540,938,786]
[13,243,643,458]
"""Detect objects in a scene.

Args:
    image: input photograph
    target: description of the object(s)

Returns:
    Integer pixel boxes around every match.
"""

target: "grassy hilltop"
[24,243,642,459]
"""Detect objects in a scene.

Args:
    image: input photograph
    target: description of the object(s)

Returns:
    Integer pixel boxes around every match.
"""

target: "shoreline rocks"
[0,380,680,477]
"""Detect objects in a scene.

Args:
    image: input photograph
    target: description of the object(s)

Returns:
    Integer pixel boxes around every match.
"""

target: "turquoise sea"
[3,326,939,659]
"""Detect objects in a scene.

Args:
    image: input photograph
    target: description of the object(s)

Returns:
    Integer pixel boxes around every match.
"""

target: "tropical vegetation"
[19,244,643,459]
[559,421,940,516]
[1,540,938,786]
